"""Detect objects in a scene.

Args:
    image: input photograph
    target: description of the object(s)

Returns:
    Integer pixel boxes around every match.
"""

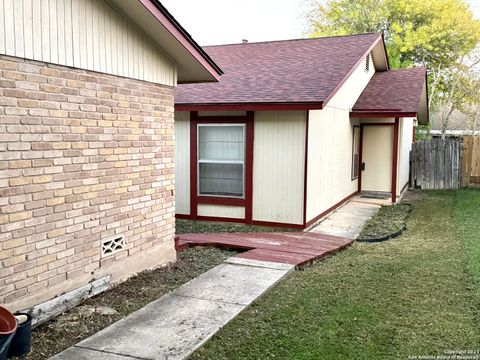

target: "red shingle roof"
[352,68,427,115]
[175,33,382,106]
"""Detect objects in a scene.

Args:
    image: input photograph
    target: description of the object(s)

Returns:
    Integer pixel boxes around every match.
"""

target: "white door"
[361,126,393,192]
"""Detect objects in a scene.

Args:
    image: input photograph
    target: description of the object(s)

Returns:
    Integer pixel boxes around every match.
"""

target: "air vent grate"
[101,235,125,258]
[365,54,370,72]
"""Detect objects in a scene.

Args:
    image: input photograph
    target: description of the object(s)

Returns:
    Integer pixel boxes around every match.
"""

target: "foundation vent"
[101,235,125,258]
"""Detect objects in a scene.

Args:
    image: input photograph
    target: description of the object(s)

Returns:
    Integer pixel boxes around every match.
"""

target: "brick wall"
[0,55,176,308]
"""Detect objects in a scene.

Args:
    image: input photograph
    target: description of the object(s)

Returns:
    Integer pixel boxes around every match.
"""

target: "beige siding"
[306,108,358,221]
[174,112,190,215]
[0,0,176,86]
[327,52,375,110]
[253,111,306,225]
[305,55,375,222]
[197,205,245,219]
[398,117,414,194]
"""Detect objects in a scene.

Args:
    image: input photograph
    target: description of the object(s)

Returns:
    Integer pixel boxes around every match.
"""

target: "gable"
[175,33,387,109]
[0,0,221,85]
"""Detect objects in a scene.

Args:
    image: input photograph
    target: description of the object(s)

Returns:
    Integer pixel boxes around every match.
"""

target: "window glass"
[198,125,245,198]
[352,126,360,179]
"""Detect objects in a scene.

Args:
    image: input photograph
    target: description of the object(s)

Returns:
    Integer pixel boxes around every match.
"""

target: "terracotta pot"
[0,307,17,335]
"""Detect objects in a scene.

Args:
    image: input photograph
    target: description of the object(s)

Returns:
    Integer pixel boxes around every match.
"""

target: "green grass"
[357,203,411,241]
[189,190,480,360]
[454,189,480,301]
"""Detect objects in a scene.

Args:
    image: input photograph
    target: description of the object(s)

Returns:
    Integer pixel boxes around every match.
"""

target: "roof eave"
[350,111,418,118]
[109,0,223,83]
[175,102,324,112]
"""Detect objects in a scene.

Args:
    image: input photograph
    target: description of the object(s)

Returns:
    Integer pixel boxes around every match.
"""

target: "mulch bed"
[357,203,412,243]
[22,247,235,360]
[176,219,294,234]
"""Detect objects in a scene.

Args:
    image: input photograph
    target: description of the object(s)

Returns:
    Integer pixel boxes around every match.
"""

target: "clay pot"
[0,307,16,335]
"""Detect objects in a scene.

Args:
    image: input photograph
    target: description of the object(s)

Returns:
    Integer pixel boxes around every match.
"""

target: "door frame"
[357,118,400,203]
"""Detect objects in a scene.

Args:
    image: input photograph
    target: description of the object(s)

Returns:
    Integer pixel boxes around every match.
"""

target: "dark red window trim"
[189,111,254,223]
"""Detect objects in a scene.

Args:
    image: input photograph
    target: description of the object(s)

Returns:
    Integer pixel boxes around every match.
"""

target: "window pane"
[353,154,359,179]
[199,126,244,161]
[199,163,243,197]
[352,126,360,179]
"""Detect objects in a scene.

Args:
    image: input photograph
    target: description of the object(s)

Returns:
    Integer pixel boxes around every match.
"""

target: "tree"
[459,65,480,135]
[307,0,480,123]
[436,50,480,138]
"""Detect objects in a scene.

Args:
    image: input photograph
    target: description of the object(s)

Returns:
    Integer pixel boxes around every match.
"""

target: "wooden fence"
[462,136,480,187]
[410,139,462,189]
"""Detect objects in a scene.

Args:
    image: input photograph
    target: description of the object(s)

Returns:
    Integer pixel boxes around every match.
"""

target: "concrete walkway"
[51,258,294,360]
[310,200,380,239]
[51,199,378,360]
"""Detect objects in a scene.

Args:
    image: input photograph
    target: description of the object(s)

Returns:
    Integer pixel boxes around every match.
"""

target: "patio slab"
[311,200,380,239]
[51,258,294,360]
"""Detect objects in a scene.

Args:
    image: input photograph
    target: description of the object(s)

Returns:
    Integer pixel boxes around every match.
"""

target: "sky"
[162,0,480,46]
[161,0,307,46]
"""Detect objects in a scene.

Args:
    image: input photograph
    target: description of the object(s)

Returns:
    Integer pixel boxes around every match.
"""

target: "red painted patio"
[175,232,353,267]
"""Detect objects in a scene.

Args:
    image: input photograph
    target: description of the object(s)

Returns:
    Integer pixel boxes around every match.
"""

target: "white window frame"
[197,123,246,199]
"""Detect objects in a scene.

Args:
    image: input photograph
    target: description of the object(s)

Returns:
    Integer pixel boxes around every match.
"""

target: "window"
[198,124,245,198]
[352,126,360,179]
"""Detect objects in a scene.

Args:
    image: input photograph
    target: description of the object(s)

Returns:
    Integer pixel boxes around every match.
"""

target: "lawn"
[189,190,480,360]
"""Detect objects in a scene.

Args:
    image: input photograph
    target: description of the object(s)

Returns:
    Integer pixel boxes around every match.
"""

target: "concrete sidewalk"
[51,257,294,360]
[310,200,380,239]
[51,199,377,360]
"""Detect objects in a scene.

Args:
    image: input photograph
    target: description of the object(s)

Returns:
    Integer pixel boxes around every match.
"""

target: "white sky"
[161,0,307,46]
[161,0,480,46]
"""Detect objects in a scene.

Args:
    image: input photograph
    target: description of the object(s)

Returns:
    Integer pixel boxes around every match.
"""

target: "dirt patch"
[176,219,294,234]
[22,247,235,360]
[401,189,426,204]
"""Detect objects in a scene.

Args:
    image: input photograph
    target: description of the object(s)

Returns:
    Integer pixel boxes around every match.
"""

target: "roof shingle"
[175,33,382,106]
[352,68,427,114]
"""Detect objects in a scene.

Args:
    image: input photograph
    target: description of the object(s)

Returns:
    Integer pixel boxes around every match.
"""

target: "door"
[361,125,393,192]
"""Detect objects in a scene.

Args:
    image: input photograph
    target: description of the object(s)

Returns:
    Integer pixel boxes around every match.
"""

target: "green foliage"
[308,0,480,69]
[308,0,480,118]
[416,124,431,140]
